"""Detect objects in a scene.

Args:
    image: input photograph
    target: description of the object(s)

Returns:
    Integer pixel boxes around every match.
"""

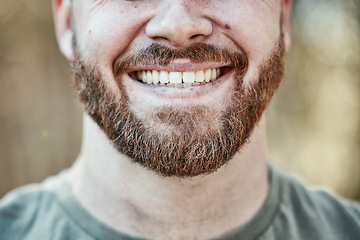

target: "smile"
[131,67,229,88]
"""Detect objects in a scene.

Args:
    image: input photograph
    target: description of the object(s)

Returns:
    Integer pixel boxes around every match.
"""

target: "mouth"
[128,67,232,88]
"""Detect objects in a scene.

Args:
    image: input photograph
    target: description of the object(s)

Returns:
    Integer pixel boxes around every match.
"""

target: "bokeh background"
[0,0,359,199]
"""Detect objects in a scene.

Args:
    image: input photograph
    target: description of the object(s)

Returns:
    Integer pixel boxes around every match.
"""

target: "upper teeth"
[136,68,222,87]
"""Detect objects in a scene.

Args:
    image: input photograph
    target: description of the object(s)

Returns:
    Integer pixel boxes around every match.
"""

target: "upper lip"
[115,60,233,75]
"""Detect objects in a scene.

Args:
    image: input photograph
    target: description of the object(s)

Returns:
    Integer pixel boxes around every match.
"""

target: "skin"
[52,0,291,239]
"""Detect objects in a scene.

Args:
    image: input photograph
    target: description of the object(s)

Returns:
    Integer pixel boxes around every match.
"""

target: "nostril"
[190,34,201,39]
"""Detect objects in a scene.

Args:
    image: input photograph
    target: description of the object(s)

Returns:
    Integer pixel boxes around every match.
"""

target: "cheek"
[212,2,281,62]
[232,18,280,72]
[74,3,151,67]
[219,7,281,85]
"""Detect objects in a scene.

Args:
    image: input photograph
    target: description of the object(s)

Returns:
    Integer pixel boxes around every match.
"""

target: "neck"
[67,114,269,240]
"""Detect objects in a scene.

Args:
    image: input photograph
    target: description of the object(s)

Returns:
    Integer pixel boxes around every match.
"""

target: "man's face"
[55,0,290,177]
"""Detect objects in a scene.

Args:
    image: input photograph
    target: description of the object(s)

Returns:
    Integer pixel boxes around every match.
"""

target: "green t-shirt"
[1,166,360,240]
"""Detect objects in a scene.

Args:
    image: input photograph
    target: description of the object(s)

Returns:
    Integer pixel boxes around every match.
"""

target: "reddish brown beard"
[71,36,285,177]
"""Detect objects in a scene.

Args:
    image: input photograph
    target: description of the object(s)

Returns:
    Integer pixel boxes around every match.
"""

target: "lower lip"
[126,68,234,100]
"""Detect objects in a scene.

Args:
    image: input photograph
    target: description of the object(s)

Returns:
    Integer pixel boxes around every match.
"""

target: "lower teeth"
[157,82,202,88]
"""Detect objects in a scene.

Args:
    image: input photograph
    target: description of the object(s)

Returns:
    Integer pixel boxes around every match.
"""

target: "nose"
[145,0,212,47]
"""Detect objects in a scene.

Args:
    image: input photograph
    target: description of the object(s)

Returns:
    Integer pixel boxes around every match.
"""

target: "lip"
[121,60,232,73]
[120,65,235,100]
[113,57,233,73]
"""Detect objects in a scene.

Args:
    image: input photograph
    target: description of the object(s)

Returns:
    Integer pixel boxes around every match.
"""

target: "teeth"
[137,71,142,80]
[152,70,160,84]
[169,72,182,84]
[195,70,204,83]
[142,71,147,83]
[159,71,169,84]
[216,68,221,78]
[204,69,211,82]
[183,72,195,83]
[136,68,223,88]
[146,71,153,84]
[211,69,217,81]
[183,82,193,88]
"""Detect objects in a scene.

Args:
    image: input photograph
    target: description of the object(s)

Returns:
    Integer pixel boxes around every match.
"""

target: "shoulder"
[0,184,55,239]
[265,166,360,240]
[0,180,95,240]
[278,167,360,221]
[0,184,57,220]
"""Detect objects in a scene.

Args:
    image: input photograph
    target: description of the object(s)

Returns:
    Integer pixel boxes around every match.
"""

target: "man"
[1,0,360,239]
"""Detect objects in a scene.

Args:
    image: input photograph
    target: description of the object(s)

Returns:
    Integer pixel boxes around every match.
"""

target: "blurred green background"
[0,0,359,199]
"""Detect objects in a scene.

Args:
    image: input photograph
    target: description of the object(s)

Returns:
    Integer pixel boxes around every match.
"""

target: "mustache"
[114,43,248,75]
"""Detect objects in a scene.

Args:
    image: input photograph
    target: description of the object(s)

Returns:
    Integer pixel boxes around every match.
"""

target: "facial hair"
[71,35,285,177]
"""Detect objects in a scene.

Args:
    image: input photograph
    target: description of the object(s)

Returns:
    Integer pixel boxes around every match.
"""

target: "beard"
[71,35,285,178]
